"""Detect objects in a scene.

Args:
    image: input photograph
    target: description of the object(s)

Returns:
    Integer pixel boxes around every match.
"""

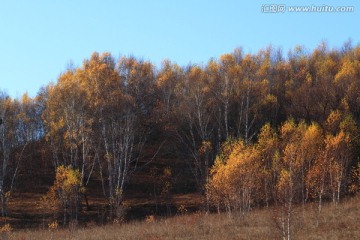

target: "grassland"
[3,195,359,240]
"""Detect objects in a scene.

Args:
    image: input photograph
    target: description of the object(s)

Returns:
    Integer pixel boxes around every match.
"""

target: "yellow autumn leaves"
[207,111,358,214]
[42,165,83,219]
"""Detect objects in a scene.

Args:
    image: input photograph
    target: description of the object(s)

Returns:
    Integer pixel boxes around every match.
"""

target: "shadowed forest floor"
[2,195,359,240]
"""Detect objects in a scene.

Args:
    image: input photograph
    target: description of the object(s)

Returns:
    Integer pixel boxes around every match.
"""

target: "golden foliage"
[208,113,358,213]
[145,215,156,224]
[42,165,84,218]
[207,139,260,212]
[0,224,12,233]
[53,165,83,195]
[48,221,58,231]
[349,162,360,193]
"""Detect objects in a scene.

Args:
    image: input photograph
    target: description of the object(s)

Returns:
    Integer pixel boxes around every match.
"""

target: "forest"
[1,41,360,237]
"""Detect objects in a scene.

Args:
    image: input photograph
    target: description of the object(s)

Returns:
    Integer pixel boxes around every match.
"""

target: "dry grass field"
[3,195,359,240]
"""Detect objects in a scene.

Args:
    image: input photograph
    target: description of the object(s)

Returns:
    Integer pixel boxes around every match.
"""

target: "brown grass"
[5,195,360,240]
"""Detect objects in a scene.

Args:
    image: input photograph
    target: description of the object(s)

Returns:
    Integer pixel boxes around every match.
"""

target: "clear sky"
[1,0,359,98]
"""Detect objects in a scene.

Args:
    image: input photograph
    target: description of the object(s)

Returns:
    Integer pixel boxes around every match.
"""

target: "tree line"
[1,41,360,223]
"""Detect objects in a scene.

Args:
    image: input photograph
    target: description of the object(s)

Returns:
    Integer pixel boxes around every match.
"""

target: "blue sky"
[1,0,359,98]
